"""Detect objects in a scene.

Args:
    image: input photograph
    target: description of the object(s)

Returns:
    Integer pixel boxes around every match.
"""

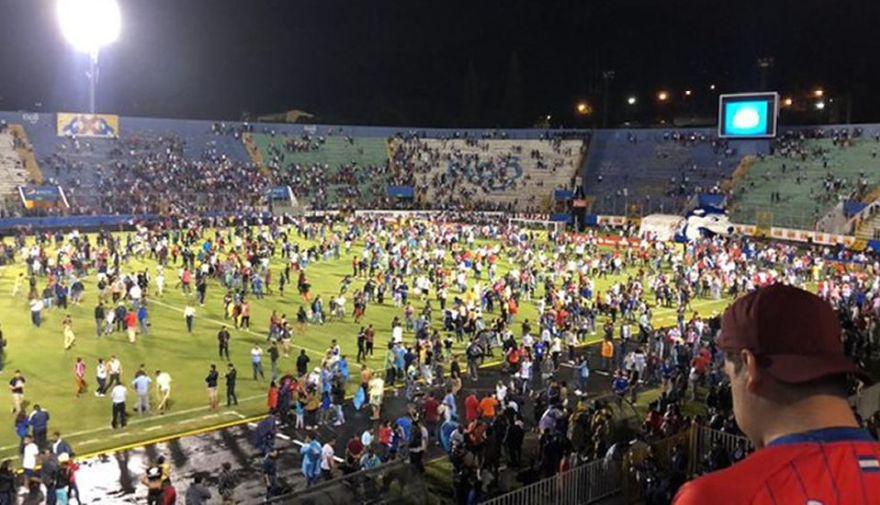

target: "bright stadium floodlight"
[57,0,121,113]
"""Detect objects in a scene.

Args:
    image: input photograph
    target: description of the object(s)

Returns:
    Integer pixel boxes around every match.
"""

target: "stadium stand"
[251,132,392,209]
[582,129,763,216]
[6,110,880,235]
[0,125,31,197]
[728,126,880,229]
[391,137,585,212]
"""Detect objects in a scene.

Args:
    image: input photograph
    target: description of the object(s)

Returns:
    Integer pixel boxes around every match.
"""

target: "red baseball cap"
[718,283,873,384]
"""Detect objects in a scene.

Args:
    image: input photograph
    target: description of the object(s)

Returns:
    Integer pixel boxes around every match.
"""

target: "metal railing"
[479,425,751,505]
[688,425,752,476]
[266,459,414,505]
[480,458,618,505]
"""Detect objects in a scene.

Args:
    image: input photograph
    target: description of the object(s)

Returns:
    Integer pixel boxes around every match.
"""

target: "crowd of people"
[391,136,584,213]
[2,212,880,504]
[1,125,597,219]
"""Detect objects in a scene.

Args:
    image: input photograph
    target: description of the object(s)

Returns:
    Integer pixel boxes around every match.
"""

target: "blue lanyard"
[767,427,875,447]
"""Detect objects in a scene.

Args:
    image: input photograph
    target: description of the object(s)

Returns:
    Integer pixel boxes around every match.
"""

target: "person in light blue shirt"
[131,373,152,415]
[440,418,459,453]
[337,356,350,382]
[576,356,590,392]
[360,448,381,470]
[442,389,457,421]
[300,433,322,486]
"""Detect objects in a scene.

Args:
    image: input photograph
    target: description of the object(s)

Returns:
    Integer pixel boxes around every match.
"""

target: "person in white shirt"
[29,298,43,327]
[184,305,196,333]
[155,370,172,413]
[155,269,165,296]
[110,384,127,429]
[21,436,38,479]
[129,284,142,304]
[95,358,108,397]
[320,439,336,480]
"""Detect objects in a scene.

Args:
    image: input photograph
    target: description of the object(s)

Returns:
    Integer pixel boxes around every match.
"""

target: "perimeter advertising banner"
[18,185,69,210]
[56,113,119,138]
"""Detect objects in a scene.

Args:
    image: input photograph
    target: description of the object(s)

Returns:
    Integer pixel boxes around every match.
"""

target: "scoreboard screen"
[718,92,778,138]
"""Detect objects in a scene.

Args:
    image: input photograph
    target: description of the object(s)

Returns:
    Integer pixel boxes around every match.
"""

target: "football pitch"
[0,228,731,460]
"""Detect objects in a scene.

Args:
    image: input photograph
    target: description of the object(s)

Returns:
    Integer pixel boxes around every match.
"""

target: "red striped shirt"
[674,429,880,505]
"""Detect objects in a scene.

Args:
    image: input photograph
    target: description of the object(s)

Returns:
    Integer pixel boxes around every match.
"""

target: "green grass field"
[0,228,732,460]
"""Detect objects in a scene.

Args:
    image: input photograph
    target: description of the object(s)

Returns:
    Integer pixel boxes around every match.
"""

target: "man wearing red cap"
[674,284,880,505]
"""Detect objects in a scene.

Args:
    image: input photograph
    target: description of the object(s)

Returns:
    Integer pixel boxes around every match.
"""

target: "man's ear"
[741,348,763,393]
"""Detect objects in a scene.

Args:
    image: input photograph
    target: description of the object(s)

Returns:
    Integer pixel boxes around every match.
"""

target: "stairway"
[855,210,880,241]
[7,124,43,184]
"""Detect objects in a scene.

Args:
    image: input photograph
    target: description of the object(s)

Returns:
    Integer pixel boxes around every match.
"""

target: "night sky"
[0,0,877,127]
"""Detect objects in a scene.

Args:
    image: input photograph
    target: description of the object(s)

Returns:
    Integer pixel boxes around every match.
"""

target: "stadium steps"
[241,132,273,181]
[855,211,880,241]
[413,138,583,212]
[0,130,30,197]
[7,124,43,184]
[252,133,391,205]
[730,137,880,230]
[582,129,751,215]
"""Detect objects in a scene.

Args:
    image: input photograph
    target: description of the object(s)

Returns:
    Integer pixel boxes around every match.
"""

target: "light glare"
[58,0,121,54]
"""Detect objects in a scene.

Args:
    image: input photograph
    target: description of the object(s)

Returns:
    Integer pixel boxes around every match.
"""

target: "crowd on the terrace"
[2,125,591,217]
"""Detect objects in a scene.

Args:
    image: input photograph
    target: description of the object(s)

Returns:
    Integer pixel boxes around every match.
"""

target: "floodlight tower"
[57,0,121,113]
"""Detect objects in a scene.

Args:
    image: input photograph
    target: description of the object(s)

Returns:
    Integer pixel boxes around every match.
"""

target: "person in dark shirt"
[10,370,25,415]
[28,405,49,451]
[0,329,6,373]
[262,450,280,499]
[205,365,219,412]
[111,303,125,332]
[217,327,230,360]
[0,460,14,504]
[94,303,105,338]
[296,350,310,377]
[225,363,238,406]
[267,343,280,381]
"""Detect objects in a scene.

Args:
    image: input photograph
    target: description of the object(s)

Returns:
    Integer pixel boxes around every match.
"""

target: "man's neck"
[758,396,859,449]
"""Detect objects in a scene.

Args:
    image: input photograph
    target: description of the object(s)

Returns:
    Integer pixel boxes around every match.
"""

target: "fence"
[688,425,752,476]
[480,458,619,505]
[479,425,751,505]
[266,459,417,505]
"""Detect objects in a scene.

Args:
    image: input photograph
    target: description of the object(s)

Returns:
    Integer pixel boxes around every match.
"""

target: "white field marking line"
[230,411,247,419]
[80,439,99,445]
[0,394,263,452]
[149,298,327,356]
[652,298,725,315]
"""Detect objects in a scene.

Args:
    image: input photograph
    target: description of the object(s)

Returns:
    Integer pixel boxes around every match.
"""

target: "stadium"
[0,1,878,504]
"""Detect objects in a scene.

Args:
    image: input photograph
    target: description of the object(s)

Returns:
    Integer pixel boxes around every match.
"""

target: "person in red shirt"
[345,435,364,470]
[161,478,177,505]
[478,394,499,421]
[464,392,480,423]
[124,310,138,344]
[267,381,278,412]
[422,393,440,444]
[674,284,880,505]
